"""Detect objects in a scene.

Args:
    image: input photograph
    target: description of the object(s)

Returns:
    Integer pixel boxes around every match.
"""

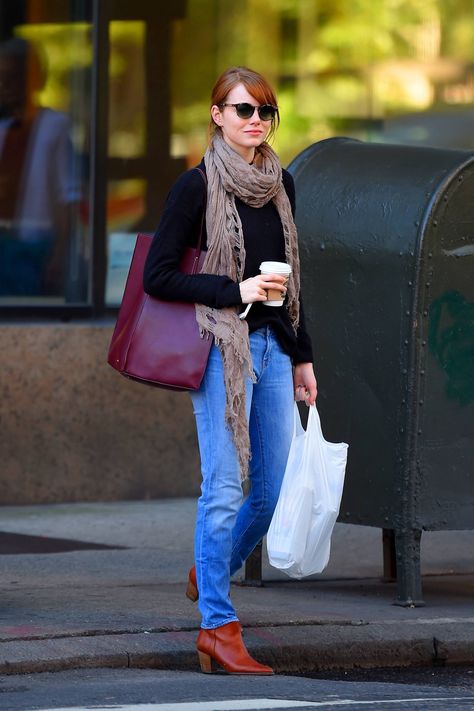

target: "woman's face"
[211,83,273,162]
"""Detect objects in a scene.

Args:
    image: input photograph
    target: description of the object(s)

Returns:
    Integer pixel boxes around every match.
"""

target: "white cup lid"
[259,261,292,274]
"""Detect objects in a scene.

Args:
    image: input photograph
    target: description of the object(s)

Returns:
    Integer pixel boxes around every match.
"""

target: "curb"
[1,621,473,676]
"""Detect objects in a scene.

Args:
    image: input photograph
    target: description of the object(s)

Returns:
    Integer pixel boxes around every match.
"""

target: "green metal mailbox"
[288,137,474,605]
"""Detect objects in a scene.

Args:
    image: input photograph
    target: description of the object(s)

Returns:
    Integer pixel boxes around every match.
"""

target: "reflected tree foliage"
[12,2,474,167]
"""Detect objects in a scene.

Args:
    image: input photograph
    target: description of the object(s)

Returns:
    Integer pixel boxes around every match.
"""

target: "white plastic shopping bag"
[266,403,348,578]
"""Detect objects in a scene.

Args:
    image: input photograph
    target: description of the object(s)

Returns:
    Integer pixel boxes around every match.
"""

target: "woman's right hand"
[239,274,287,305]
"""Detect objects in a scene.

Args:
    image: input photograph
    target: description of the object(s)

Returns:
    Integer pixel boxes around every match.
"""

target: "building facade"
[1,0,473,503]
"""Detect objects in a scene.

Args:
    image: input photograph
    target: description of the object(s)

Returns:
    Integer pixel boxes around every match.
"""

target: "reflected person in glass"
[0,38,77,298]
[143,66,317,674]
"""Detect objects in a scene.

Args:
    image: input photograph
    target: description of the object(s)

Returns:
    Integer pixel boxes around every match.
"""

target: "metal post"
[243,541,263,587]
[394,528,425,606]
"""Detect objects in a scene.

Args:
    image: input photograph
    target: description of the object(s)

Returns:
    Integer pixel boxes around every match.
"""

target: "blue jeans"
[190,326,294,629]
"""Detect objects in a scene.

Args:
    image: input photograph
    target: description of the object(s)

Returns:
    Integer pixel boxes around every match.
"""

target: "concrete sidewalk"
[0,499,473,675]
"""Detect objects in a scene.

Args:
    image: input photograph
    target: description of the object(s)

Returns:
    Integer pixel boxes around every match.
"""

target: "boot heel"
[198,650,215,673]
[186,580,198,602]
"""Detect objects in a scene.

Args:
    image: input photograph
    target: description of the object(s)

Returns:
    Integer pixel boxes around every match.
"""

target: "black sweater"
[143,161,313,364]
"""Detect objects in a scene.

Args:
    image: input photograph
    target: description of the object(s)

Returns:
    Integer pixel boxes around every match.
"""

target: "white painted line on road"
[33,696,474,711]
[31,701,322,711]
[31,701,321,711]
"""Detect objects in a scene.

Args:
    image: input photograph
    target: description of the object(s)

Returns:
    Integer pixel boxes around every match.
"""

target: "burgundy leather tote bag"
[107,171,212,390]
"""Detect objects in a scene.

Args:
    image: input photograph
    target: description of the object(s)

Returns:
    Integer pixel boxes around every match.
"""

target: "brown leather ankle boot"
[186,565,198,602]
[196,621,273,675]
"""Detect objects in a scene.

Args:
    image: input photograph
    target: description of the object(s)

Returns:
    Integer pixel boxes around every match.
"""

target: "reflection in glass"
[103,23,146,307]
[0,30,89,305]
[108,22,145,159]
[106,179,146,306]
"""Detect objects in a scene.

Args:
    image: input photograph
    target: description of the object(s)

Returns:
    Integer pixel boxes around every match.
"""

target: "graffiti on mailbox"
[428,290,474,406]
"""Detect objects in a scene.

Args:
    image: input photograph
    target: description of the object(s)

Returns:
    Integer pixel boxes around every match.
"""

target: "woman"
[144,66,317,675]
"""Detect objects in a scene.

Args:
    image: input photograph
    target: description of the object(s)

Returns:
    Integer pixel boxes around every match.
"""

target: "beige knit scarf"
[196,131,300,479]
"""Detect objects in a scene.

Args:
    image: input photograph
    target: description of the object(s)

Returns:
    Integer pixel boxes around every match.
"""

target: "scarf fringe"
[195,133,300,480]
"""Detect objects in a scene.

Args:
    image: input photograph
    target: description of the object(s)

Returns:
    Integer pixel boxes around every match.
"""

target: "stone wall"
[0,323,201,504]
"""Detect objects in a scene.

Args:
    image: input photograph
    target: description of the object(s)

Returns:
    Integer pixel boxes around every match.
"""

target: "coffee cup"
[259,261,292,306]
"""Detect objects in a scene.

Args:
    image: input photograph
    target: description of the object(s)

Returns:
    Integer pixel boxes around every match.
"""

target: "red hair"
[209,66,279,141]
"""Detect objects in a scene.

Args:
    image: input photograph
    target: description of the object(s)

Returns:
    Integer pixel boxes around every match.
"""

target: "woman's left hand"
[293,363,317,406]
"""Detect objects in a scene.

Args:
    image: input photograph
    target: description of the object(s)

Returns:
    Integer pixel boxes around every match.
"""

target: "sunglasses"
[220,102,278,122]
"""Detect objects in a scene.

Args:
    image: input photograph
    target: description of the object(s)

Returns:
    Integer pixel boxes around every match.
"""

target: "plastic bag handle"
[299,404,325,463]
[292,402,305,438]
[307,403,349,451]
[307,403,324,439]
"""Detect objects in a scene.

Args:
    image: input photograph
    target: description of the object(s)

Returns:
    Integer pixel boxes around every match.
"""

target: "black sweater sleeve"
[294,298,314,364]
[283,170,315,364]
[143,168,242,308]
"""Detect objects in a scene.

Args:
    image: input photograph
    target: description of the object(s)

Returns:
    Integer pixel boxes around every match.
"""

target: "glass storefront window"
[0,14,91,305]
[103,15,186,307]
[0,1,472,312]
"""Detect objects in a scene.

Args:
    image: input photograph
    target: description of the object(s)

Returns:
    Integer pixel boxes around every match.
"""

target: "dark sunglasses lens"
[258,105,276,121]
[234,103,276,120]
[235,103,255,119]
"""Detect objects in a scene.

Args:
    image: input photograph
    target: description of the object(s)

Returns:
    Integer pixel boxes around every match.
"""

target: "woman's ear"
[210,104,222,126]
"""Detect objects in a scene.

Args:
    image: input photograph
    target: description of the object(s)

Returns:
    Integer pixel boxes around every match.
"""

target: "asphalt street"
[1,667,474,711]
